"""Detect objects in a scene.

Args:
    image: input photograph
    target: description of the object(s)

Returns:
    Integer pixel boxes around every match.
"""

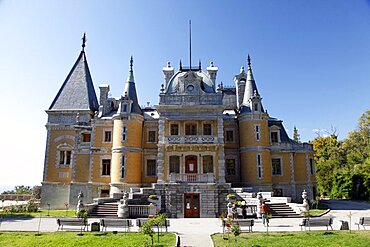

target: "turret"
[162,61,174,88]
[206,61,218,90]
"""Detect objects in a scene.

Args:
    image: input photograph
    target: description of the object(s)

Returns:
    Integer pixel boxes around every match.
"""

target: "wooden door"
[184,193,200,218]
[185,155,197,174]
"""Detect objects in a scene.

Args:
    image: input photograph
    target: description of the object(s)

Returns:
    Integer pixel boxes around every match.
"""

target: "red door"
[185,155,197,173]
[184,193,200,218]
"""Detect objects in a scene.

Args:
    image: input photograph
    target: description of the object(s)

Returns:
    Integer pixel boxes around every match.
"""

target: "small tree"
[293,126,301,143]
[140,221,154,246]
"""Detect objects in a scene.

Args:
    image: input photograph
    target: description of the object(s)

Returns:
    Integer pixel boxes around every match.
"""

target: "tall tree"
[293,126,301,143]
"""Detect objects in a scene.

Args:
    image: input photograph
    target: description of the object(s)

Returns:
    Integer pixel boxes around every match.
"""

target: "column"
[157,118,165,183]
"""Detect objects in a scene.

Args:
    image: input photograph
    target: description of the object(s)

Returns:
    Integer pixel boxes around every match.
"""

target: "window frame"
[170,123,179,136]
[169,155,180,174]
[146,159,157,177]
[202,155,214,173]
[271,157,283,176]
[203,123,212,136]
[101,158,111,177]
[122,125,127,142]
[185,122,197,136]
[56,143,73,168]
[226,159,236,176]
[225,129,235,143]
[147,129,157,143]
[103,129,112,143]
[254,124,261,142]
[256,153,263,179]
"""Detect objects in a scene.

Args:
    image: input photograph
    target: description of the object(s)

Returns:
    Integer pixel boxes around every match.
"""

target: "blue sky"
[0,0,369,190]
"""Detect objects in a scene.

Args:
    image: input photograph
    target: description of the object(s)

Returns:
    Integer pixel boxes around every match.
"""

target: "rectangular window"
[59,150,71,166]
[122,126,127,142]
[272,158,282,175]
[146,159,157,176]
[309,158,315,175]
[102,159,111,176]
[254,103,258,111]
[82,133,91,143]
[121,155,125,179]
[169,156,180,173]
[148,130,156,143]
[226,159,236,175]
[202,155,213,173]
[271,132,279,143]
[257,154,262,178]
[225,130,234,143]
[185,123,197,135]
[170,124,179,136]
[255,125,260,141]
[104,130,112,142]
[203,124,212,135]
[123,104,128,112]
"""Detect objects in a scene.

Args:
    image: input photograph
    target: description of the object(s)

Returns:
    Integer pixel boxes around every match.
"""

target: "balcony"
[167,136,217,144]
[169,173,215,183]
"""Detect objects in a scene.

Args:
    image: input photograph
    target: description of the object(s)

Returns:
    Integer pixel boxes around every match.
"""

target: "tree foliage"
[293,126,301,143]
[311,110,370,200]
[2,185,33,195]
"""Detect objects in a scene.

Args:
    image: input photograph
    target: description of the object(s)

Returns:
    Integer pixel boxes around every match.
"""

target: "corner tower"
[238,55,272,191]
[110,57,144,196]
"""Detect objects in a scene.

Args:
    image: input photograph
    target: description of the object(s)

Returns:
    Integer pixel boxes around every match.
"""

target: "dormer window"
[271,131,279,143]
[123,104,128,113]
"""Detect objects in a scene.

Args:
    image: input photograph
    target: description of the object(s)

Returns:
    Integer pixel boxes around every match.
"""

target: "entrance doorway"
[184,193,200,218]
[185,155,197,174]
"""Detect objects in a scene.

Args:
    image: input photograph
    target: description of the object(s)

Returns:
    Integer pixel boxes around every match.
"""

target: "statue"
[117,192,129,218]
[77,191,84,211]
[257,193,263,218]
[302,190,309,213]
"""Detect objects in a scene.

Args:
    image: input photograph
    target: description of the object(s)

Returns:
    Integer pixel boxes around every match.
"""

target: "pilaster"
[217,117,226,183]
[157,118,165,183]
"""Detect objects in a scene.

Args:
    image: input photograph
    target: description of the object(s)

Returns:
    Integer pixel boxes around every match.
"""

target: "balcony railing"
[167,136,217,144]
[169,173,215,183]
[128,205,156,217]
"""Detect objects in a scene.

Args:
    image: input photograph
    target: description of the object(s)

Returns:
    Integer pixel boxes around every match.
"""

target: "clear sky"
[0,0,369,191]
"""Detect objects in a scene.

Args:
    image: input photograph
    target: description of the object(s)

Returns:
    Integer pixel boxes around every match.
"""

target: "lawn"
[0,210,76,217]
[212,231,370,247]
[0,232,176,247]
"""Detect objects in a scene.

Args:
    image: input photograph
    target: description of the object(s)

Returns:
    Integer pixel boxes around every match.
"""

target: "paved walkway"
[1,200,370,247]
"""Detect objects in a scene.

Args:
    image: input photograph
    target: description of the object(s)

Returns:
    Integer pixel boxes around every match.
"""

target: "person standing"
[260,201,269,226]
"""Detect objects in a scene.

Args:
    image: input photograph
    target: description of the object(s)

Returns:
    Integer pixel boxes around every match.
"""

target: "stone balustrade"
[169,173,215,183]
[128,205,156,217]
[167,136,217,144]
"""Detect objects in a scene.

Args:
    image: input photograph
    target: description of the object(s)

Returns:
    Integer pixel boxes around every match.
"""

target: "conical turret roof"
[49,36,98,111]
[123,56,142,114]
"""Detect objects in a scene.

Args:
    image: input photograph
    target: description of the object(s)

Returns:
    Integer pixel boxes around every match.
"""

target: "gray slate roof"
[49,51,99,111]
[123,69,142,114]
[240,65,264,114]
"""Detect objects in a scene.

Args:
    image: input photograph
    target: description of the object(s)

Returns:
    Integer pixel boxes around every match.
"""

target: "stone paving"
[0,200,369,247]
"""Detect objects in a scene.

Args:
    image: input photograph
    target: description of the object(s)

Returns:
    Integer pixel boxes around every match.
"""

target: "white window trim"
[120,154,126,179]
[269,125,281,144]
[55,143,73,168]
[122,124,127,143]
[254,124,261,142]
[225,128,235,143]
[169,122,180,136]
[80,131,91,143]
[145,156,157,177]
[271,156,283,176]
[100,156,111,177]
[102,128,113,143]
[147,128,157,143]
[309,157,315,175]
[256,153,263,179]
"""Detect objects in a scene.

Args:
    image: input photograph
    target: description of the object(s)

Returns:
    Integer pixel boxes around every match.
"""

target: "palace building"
[41,36,316,217]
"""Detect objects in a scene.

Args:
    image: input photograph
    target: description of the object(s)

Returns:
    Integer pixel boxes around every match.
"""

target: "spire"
[240,54,264,113]
[189,19,192,69]
[198,59,201,70]
[49,35,98,111]
[122,56,142,114]
[180,59,183,70]
[82,33,86,51]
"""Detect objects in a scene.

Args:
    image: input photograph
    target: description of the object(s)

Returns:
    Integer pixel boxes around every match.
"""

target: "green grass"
[212,231,370,247]
[308,209,328,217]
[0,232,176,247]
[0,210,76,217]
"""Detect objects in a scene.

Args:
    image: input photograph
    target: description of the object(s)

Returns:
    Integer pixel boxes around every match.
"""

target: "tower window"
[146,159,157,176]
[122,125,127,142]
[203,124,212,135]
[104,130,112,142]
[102,159,111,176]
[169,156,180,173]
[59,150,72,166]
[254,103,259,111]
[185,123,197,135]
[257,154,262,179]
[170,124,179,136]
[121,155,125,179]
[123,104,128,112]
[272,158,282,176]
[254,125,260,141]
[202,155,213,173]
[226,159,236,175]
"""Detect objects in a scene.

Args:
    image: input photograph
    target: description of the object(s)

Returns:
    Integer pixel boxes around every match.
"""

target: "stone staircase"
[89,202,118,218]
[267,202,301,218]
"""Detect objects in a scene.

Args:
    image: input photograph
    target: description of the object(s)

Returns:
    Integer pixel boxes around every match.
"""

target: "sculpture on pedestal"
[117,192,129,218]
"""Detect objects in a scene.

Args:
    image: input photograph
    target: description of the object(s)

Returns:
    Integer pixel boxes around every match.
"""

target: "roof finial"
[180,59,183,70]
[199,59,201,70]
[130,56,133,72]
[247,54,251,67]
[82,33,86,51]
